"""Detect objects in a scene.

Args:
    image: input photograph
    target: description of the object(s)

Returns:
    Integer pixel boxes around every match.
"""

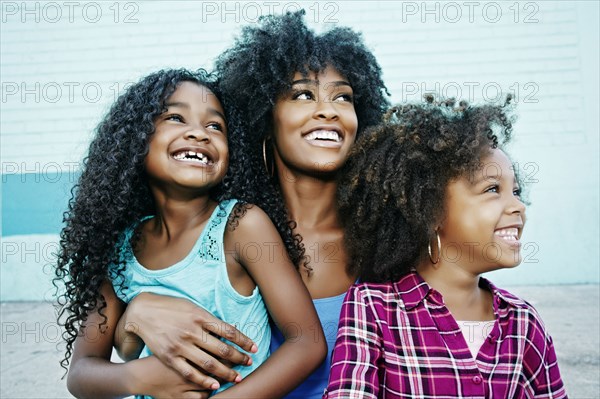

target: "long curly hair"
[53,68,224,371]
[338,95,521,283]
[215,10,390,272]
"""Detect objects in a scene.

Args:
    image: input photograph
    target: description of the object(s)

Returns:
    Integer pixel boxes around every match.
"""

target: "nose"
[313,96,339,121]
[184,126,210,142]
[507,193,526,216]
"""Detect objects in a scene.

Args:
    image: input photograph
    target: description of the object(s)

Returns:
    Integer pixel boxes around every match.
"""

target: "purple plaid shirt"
[324,272,566,398]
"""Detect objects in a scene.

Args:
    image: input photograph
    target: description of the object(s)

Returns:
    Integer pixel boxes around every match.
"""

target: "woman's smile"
[302,126,345,148]
[271,66,358,175]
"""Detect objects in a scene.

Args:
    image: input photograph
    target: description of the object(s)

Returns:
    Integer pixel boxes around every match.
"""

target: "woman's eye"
[333,93,354,103]
[166,114,184,123]
[293,91,314,100]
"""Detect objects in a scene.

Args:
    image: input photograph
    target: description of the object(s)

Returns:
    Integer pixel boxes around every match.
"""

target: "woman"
[117,10,389,397]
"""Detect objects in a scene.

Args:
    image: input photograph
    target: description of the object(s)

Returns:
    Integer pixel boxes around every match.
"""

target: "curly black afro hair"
[215,10,390,272]
[53,68,232,371]
[338,95,521,283]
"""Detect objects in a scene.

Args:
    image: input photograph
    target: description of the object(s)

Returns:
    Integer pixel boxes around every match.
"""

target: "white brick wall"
[2,1,593,160]
[1,1,598,294]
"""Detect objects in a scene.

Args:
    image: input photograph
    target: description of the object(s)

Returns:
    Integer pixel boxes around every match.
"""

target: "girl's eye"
[513,187,522,197]
[207,122,224,132]
[485,185,499,194]
[166,114,184,123]
[293,91,315,101]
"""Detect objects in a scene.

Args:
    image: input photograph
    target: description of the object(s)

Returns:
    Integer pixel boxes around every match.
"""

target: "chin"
[300,162,341,176]
[499,257,523,269]
[315,165,342,174]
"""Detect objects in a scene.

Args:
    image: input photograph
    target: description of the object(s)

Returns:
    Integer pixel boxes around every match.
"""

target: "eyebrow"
[164,102,226,121]
[474,175,499,185]
[473,173,517,186]
[291,79,352,88]
[208,108,226,121]
[165,101,189,109]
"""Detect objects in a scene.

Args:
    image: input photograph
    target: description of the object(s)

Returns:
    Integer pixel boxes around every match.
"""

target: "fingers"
[169,357,222,390]
[198,316,258,355]
[191,328,253,368]
[180,344,243,385]
[183,391,212,399]
[154,330,246,384]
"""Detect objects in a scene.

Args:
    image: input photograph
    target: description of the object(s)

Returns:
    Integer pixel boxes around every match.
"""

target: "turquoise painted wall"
[1,1,598,300]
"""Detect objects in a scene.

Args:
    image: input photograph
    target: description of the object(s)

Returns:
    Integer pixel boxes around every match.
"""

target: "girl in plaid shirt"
[325,96,566,398]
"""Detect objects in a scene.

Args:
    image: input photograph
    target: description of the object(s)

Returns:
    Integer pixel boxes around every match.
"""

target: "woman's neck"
[277,168,355,296]
[277,169,340,230]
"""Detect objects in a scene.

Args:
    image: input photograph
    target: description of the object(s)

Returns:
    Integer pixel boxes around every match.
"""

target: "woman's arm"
[67,281,208,399]
[324,286,383,399]
[114,309,144,361]
[212,206,327,398]
[114,292,257,387]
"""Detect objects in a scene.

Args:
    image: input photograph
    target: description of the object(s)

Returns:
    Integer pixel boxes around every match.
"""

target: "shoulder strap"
[198,199,238,262]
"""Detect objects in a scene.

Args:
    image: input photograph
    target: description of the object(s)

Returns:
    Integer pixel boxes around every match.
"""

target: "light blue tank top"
[269,290,347,398]
[110,199,270,396]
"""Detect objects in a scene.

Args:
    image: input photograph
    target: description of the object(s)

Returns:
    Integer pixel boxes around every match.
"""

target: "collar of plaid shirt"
[395,270,529,312]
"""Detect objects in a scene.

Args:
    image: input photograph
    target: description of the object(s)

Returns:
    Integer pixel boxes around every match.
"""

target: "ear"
[436,225,446,240]
[435,213,447,232]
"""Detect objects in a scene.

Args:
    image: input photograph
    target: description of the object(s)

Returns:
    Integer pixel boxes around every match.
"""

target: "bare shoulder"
[229,203,272,230]
[225,203,276,243]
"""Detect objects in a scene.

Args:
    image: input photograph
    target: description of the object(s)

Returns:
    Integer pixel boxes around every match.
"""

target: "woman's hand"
[118,292,257,389]
[129,356,211,399]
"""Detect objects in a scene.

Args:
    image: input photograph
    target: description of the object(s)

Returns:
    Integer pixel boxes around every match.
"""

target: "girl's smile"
[145,82,228,192]
[440,148,526,273]
[171,146,216,167]
[493,225,522,247]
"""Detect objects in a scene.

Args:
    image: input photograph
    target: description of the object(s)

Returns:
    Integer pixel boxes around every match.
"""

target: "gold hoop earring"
[262,138,274,177]
[428,231,441,264]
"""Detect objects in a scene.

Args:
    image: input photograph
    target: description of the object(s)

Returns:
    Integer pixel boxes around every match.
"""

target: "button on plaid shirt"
[324,272,566,398]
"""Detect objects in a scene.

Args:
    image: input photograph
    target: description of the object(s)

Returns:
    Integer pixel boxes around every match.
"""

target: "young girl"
[325,96,566,398]
[54,68,326,398]
[111,10,390,398]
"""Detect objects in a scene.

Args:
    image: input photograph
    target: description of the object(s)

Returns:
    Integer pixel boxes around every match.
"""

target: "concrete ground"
[1,285,599,398]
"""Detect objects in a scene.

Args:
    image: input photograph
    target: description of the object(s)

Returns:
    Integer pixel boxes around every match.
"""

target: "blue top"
[110,199,270,396]
[269,290,347,398]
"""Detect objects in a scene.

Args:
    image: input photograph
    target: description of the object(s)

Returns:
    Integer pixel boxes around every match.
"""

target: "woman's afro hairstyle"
[338,95,520,283]
[215,9,389,138]
[214,10,390,272]
[53,68,219,371]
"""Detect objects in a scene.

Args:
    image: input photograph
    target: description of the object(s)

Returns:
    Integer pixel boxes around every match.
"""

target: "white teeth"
[494,228,519,241]
[304,130,341,142]
[173,150,210,165]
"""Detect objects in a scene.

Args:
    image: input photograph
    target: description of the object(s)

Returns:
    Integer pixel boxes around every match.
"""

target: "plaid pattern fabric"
[324,272,566,399]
